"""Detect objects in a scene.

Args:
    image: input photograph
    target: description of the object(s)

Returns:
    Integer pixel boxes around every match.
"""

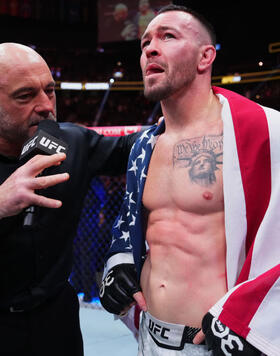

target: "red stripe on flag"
[213,87,271,282]
[219,265,280,338]
[213,87,272,336]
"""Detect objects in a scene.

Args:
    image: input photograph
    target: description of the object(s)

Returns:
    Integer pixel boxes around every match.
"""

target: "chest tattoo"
[173,133,223,187]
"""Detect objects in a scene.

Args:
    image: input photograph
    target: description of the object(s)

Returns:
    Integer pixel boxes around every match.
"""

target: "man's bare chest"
[143,132,224,215]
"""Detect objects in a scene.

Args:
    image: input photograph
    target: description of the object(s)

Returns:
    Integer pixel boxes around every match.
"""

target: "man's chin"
[28,125,38,138]
[144,88,169,102]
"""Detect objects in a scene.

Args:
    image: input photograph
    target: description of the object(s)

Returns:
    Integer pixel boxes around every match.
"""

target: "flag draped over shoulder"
[105,87,280,355]
[210,87,280,356]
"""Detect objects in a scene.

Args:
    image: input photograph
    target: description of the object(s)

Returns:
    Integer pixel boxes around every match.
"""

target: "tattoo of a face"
[173,134,223,187]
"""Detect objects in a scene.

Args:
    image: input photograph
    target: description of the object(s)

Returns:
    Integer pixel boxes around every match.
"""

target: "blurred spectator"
[101,3,137,42]
[135,0,156,38]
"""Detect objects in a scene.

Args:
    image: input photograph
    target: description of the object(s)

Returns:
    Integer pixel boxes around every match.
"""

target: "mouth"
[29,118,55,128]
[145,63,165,76]
[29,122,40,131]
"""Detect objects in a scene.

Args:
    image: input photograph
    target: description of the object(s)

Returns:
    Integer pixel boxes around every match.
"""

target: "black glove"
[99,263,141,315]
[202,312,262,356]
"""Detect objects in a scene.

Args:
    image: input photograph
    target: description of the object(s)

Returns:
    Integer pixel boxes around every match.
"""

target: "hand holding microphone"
[0,120,69,220]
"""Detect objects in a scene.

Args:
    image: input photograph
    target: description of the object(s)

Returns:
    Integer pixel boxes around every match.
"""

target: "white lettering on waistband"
[144,312,199,350]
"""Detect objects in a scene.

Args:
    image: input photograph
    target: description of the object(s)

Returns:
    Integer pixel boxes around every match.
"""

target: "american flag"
[107,121,164,275]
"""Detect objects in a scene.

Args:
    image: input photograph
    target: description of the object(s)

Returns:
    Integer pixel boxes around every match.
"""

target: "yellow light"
[268,42,280,53]
[221,75,241,84]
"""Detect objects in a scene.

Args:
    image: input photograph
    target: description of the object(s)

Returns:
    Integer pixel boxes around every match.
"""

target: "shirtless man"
[100,5,273,356]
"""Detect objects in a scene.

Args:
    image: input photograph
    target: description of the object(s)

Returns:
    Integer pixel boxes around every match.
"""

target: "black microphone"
[19,120,68,227]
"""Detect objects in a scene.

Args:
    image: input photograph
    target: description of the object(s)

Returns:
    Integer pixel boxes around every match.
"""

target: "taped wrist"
[99,263,140,315]
[202,313,262,356]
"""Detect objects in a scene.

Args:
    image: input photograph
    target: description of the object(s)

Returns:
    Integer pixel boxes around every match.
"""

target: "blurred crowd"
[1,0,279,128]
[55,81,280,128]
[56,90,161,127]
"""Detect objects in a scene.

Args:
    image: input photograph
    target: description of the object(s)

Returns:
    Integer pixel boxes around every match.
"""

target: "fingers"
[193,330,205,345]
[30,194,63,209]
[28,172,70,208]
[0,153,69,218]
[133,291,147,312]
[119,290,147,316]
[24,153,67,177]
[31,172,69,191]
[119,291,146,316]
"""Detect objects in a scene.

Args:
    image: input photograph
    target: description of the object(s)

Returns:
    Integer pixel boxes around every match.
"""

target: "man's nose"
[145,39,160,58]
[34,92,55,118]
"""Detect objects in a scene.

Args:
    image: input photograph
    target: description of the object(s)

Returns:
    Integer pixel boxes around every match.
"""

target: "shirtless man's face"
[140,11,207,101]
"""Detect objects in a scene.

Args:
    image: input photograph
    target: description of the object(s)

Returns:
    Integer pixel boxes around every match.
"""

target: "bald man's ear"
[197,45,216,73]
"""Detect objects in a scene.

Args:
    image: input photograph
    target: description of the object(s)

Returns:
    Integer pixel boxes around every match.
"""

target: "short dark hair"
[157,4,216,46]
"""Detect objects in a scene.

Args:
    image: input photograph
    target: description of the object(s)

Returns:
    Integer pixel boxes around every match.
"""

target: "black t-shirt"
[0,122,138,309]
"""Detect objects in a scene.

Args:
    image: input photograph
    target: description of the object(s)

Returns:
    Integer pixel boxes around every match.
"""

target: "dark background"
[0,0,279,74]
[0,0,279,125]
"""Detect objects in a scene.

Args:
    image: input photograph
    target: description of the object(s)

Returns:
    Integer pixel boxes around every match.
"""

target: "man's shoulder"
[59,122,89,132]
[58,122,99,140]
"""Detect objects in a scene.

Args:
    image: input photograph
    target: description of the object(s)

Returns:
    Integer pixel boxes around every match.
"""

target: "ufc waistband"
[144,311,202,350]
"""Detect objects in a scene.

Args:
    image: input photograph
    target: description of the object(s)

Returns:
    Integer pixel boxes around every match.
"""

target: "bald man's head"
[0,43,51,86]
[0,43,44,64]
[0,43,56,156]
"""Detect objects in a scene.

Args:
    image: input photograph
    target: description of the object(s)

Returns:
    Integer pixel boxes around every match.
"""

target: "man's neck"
[161,86,221,133]
[0,139,21,158]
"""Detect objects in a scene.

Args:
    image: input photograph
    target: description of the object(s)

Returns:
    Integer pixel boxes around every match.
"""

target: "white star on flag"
[110,237,117,247]
[129,214,136,226]
[137,148,146,163]
[119,231,130,242]
[128,192,136,205]
[139,130,149,142]
[140,167,147,181]
[147,134,157,149]
[128,159,138,175]
[114,216,124,229]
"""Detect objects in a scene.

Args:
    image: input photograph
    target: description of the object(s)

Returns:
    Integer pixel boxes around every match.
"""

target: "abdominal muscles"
[140,208,227,327]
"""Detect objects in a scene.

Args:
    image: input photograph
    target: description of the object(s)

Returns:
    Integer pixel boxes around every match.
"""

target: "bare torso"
[141,124,227,327]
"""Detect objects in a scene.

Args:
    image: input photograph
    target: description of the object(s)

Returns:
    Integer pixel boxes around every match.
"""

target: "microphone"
[19,120,68,227]
[20,120,68,161]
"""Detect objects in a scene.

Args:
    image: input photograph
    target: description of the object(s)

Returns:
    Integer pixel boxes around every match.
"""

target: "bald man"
[0,42,138,356]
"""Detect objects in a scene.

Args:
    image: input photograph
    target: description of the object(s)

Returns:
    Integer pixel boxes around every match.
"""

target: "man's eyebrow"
[141,31,150,42]
[46,81,56,89]
[11,81,55,97]
[141,25,179,41]
[11,87,34,97]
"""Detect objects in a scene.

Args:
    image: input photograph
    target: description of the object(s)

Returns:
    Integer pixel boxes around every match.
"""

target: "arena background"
[0,0,279,349]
